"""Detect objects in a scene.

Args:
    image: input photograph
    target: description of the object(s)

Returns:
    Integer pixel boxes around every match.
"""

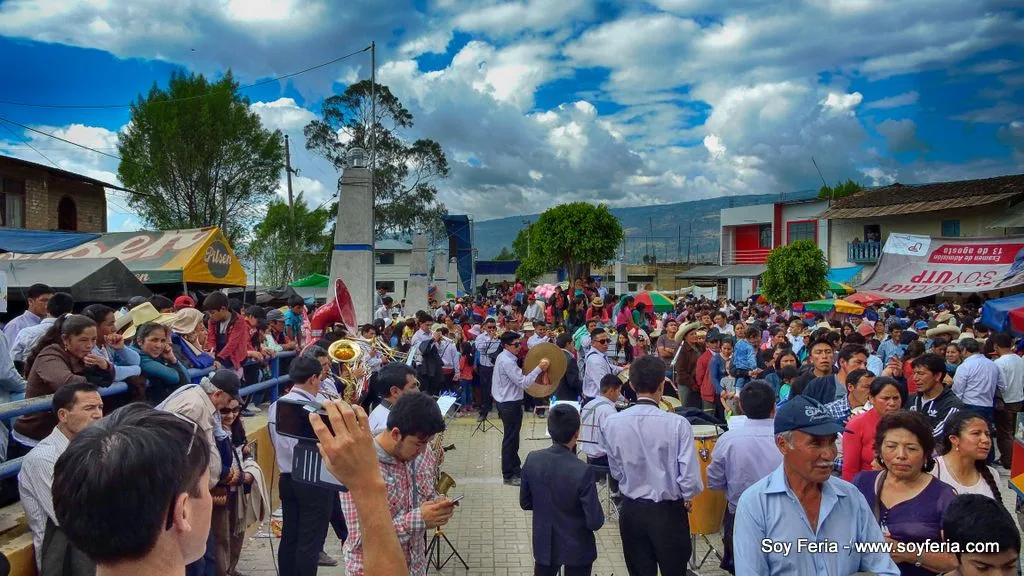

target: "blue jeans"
[460,378,473,408]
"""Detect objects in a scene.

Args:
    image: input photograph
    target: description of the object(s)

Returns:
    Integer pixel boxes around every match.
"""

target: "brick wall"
[0,157,108,233]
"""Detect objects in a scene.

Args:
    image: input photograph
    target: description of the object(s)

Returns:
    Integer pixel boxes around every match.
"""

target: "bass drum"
[688,424,727,535]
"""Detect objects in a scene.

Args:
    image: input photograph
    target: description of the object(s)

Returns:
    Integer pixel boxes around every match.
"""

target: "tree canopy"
[513,203,624,283]
[117,71,284,245]
[304,80,448,239]
[247,193,333,286]
[818,178,863,200]
[761,240,829,308]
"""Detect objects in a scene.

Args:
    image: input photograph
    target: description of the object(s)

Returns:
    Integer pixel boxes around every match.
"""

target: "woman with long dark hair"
[932,410,1002,500]
[81,304,142,383]
[14,315,114,444]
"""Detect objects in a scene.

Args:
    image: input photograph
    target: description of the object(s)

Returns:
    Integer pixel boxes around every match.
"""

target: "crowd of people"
[5,275,1024,576]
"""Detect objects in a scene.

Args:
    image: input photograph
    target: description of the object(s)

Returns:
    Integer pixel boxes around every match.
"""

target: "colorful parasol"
[794,299,865,315]
[632,291,676,313]
[827,281,856,296]
[845,291,890,306]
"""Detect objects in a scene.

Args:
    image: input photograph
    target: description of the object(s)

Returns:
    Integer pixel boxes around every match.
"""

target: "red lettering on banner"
[928,243,1024,265]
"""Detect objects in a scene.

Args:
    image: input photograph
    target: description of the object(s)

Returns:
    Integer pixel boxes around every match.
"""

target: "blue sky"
[0,0,1022,235]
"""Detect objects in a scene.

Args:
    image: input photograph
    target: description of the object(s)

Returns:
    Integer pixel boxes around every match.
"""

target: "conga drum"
[687,424,727,535]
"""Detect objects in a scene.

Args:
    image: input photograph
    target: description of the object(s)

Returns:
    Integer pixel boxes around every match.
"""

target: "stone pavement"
[236,408,730,576]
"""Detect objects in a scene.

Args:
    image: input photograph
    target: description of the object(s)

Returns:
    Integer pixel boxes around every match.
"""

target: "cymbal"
[522,342,568,398]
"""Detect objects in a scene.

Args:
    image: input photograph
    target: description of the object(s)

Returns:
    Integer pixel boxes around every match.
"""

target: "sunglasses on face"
[220,407,242,415]
[595,338,611,344]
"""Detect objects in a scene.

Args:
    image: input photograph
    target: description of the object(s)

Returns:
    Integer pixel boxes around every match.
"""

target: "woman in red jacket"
[841,376,905,481]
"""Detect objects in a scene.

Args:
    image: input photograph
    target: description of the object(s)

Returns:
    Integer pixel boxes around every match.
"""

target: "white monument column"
[614,256,627,297]
[447,256,460,297]
[432,251,448,302]
[407,234,429,315]
[328,149,373,325]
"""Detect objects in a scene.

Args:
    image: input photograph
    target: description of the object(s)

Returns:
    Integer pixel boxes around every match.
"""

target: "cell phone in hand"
[448,494,464,504]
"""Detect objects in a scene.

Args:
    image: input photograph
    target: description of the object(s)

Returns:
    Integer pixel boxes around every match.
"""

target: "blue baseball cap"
[914,320,929,330]
[774,396,844,436]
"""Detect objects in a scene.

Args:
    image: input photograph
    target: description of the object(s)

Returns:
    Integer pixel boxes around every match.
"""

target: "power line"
[0,45,372,110]
[0,115,126,164]
[0,120,60,169]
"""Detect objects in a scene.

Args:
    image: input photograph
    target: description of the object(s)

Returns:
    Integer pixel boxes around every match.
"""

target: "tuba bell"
[327,339,362,364]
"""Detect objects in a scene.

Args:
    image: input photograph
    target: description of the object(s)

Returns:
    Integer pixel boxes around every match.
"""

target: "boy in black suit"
[520,404,604,576]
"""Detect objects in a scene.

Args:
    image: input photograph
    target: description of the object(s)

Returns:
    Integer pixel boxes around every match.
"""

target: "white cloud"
[864,91,920,110]
[822,92,864,114]
[703,134,726,159]
[249,98,316,132]
[451,0,595,38]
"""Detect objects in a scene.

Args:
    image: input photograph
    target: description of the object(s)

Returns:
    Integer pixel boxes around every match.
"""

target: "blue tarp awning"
[475,260,520,275]
[981,293,1024,334]
[827,266,864,284]
[0,229,100,254]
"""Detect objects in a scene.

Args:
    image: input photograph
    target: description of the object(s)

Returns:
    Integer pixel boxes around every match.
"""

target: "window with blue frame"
[941,219,961,237]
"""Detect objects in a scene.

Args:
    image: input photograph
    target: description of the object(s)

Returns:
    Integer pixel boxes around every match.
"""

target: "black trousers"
[586,455,620,494]
[535,562,592,576]
[330,492,348,542]
[720,509,735,574]
[478,365,494,416]
[497,400,524,479]
[619,497,691,576]
[278,473,334,576]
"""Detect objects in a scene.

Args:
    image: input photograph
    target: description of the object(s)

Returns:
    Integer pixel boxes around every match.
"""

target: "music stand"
[426,525,468,571]
[471,410,501,435]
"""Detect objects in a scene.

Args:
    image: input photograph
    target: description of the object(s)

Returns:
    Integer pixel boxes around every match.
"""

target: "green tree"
[817,178,863,200]
[247,193,333,286]
[493,246,516,261]
[761,240,829,308]
[304,80,448,239]
[512,203,624,283]
[118,71,284,244]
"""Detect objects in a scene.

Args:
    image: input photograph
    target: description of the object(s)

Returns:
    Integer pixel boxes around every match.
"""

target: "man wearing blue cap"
[732,395,899,575]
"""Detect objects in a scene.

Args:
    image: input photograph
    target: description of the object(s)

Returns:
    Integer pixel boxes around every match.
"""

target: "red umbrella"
[845,291,889,306]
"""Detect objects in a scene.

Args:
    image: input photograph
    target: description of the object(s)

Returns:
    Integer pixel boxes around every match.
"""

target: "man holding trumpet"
[493,331,551,486]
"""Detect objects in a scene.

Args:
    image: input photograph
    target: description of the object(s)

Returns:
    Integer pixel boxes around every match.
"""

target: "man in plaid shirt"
[340,391,454,575]
[822,369,874,472]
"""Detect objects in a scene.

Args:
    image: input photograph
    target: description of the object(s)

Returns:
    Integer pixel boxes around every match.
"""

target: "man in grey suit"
[520,404,604,576]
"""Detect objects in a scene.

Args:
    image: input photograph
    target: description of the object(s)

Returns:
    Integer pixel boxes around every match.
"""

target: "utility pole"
[370,41,377,307]
[284,134,297,280]
[686,220,693,264]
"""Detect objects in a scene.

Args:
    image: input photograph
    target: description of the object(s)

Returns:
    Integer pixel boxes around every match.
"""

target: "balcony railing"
[721,249,772,265]
[848,241,881,264]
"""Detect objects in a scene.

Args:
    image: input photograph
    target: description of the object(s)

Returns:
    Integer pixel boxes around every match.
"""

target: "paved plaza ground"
[236,408,1022,576]
[236,408,729,576]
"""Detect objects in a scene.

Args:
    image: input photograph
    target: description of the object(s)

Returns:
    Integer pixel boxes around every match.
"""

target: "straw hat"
[926,324,961,340]
[164,307,206,335]
[674,321,702,343]
[522,322,535,332]
[123,302,175,340]
[935,311,953,323]
[591,297,604,307]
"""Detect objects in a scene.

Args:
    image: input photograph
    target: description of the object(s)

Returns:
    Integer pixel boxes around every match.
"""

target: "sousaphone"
[521,342,568,398]
[310,278,359,338]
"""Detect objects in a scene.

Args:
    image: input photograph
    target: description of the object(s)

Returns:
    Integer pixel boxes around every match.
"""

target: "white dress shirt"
[475,333,499,368]
[953,353,1005,407]
[368,400,392,435]
[19,426,70,570]
[601,399,703,502]
[439,341,459,370]
[409,329,433,366]
[582,349,623,398]
[995,353,1024,404]
[10,317,55,363]
[580,395,617,459]
[492,349,541,403]
[526,334,550,349]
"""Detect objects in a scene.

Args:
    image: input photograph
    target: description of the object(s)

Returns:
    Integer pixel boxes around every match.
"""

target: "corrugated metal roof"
[821,192,1018,219]
[676,264,766,279]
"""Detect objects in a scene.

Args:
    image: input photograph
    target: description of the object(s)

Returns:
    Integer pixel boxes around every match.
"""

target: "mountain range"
[471,189,820,262]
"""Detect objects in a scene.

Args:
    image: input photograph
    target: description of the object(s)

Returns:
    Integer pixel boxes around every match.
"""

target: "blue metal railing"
[0,351,296,479]
[848,241,881,264]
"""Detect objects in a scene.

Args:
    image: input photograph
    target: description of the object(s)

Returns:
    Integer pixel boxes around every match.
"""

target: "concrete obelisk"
[407,234,429,315]
[432,251,448,302]
[447,257,460,298]
[614,254,627,297]
[329,150,373,325]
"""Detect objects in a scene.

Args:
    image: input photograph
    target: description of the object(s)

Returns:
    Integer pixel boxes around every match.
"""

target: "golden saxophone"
[432,430,457,496]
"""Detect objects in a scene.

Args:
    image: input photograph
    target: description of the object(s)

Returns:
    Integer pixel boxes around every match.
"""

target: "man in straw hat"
[672,321,704,408]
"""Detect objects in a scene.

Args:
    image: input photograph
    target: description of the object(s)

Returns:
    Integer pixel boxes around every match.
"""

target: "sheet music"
[436,396,458,418]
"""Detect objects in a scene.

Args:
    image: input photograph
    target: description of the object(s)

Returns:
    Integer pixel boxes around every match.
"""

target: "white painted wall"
[721,204,773,226]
